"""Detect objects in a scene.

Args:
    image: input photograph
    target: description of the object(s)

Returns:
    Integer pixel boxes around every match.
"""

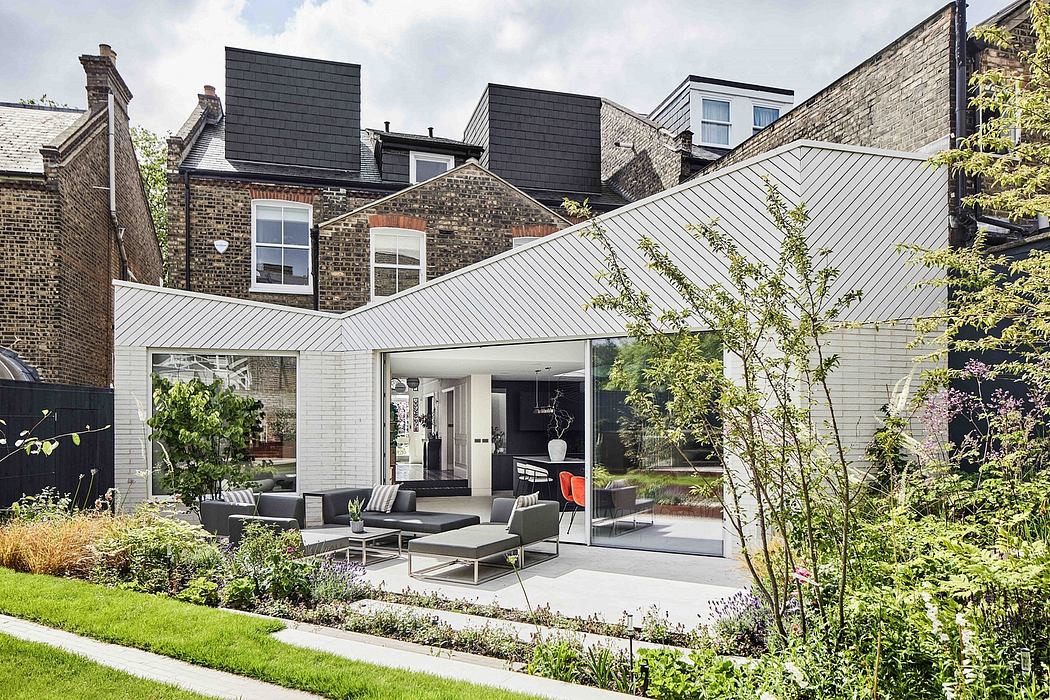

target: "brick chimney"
[80,43,132,111]
[678,129,694,151]
[197,84,223,122]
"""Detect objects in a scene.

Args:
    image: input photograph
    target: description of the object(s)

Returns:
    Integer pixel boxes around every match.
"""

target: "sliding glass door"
[589,338,723,556]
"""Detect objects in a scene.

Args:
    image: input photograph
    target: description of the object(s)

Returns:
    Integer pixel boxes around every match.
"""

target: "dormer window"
[250,200,312,294]
[410,152,454,184]
[700,98,731,146]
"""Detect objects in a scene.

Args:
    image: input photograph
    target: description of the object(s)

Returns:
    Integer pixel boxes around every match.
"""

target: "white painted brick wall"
[112,346,380,511]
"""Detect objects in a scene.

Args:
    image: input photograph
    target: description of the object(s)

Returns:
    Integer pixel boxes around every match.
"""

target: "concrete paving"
[360,537,747,629]
[0,614,320,700]
[274,621,637,700]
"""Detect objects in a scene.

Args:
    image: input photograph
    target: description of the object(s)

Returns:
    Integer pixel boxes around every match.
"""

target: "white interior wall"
[468,374,492,496]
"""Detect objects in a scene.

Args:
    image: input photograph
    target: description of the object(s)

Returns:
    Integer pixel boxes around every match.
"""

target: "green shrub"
[175,576,219,606]
[92,506,221,595]
[637,647,742,700]
[229,523,312,603]
[222,576,256,610]
[527,637,582,683]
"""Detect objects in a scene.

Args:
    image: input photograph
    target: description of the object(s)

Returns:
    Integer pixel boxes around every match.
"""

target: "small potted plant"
[347,498,365,533]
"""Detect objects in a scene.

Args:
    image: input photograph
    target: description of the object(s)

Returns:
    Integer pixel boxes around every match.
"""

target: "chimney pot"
[203,85,216,97]
[384,121,390,132]
[428,127,434,137]
[98,44,116,64]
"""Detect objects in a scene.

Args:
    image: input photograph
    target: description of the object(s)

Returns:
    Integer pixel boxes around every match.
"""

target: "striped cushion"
[508,491,539,528]
[365,484,401,513]
[224,489,255,505]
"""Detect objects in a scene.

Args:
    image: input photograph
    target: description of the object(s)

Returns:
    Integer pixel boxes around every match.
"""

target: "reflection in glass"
[150,354,298,496]
[590,337,723,555]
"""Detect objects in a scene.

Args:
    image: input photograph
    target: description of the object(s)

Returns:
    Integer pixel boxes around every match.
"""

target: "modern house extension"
[113,139,947,559]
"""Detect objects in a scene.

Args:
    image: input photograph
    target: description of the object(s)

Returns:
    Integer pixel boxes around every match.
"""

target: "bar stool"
[515,462,554,500]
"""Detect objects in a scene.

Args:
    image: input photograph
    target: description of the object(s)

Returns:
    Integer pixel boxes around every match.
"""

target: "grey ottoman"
[408,524,523,584]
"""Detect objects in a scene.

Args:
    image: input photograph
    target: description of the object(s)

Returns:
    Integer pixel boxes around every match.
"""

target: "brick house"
[0,44,162,387]
[167,48,568,311]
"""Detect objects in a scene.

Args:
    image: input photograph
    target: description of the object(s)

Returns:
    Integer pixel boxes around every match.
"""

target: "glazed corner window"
[409,152,454,184]
[371,228,425,300]
[700,98,731,146]
[251,200,312,294]
[753,105,780,135]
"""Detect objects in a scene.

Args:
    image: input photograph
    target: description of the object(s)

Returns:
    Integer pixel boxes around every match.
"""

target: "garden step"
[273,619,639,700]
[347,599,693,656]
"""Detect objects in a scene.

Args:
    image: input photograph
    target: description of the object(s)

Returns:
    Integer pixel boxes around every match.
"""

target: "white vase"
[547,438,567,462]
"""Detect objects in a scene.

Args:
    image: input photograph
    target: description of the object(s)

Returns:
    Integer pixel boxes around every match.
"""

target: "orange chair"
[558,471,574,524]
[568,475,587,531]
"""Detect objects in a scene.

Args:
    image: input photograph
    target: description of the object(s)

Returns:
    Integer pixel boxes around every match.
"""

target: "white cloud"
[0,0,1009,139]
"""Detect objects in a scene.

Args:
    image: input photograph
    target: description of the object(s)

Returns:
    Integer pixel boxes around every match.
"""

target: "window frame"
[699,97,732,147]
[147,349,300,500]
[370,227,426,301]
[752,103,780,135]
[249,199,313,295]
[409,151,455,184]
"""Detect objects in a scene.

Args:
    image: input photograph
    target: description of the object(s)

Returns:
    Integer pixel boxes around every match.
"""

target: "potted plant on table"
[347,498,365,533]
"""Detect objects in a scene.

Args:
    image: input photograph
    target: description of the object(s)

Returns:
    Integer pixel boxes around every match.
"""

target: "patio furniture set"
[199,485,560,584]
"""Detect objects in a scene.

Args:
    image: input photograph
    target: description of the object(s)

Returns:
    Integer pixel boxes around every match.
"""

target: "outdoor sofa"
[407,497,560,584]
[320,487,480,535]
[593,480,655,536]
[200,492,305,537]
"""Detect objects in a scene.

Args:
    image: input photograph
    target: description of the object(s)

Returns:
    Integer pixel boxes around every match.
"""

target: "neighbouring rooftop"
[0,102,85,174]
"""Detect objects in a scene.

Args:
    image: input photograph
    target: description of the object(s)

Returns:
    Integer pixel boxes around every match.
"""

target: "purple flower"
[963,359,992,381]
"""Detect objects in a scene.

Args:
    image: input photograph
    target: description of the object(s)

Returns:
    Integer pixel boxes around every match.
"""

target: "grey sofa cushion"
[408,524,521,560]
[325,510,480,534]
[257,493,306,527]
[200,500,256,536]
[320,488,417,524]
[507,501,559,546]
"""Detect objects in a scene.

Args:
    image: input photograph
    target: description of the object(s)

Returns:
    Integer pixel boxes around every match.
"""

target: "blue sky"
[1,0,1009,138]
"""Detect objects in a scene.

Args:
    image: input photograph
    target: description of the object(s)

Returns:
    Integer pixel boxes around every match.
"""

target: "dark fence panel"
[0,380,114,508]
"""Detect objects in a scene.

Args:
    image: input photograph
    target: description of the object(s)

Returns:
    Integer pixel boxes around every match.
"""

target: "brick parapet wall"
[707,5,956,173]
[1,96,160,387]
[600,100,688,200]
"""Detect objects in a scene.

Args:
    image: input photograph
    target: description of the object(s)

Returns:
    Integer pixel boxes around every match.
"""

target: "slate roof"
[0,102,85,174]
[182,117,387,184]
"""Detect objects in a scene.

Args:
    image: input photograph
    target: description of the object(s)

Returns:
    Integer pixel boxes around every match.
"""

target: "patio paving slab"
[362,541,747,628]
[0,613,320,700]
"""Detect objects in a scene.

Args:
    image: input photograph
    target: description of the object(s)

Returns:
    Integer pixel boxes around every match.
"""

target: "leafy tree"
[572,183,862,647]
[929,0,1050,221]
[131,126,168,263]
[147,375,263,509]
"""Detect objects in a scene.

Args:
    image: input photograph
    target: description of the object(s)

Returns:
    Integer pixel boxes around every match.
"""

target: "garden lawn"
[0,632,216,700]
[0,568,539,700]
